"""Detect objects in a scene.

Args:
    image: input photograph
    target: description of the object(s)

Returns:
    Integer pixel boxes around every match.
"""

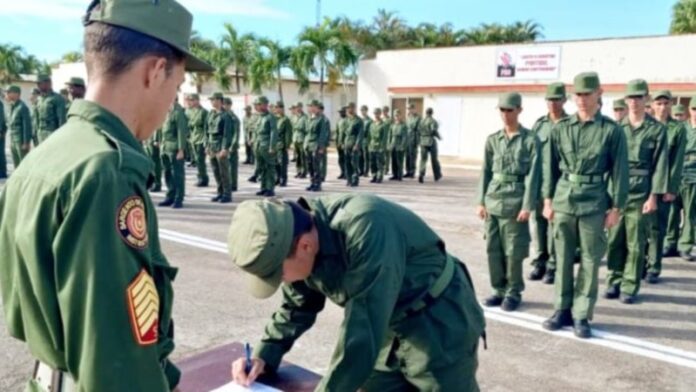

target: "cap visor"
[546,95,564,100]
[246,267,283,299]
[184,50,214,73]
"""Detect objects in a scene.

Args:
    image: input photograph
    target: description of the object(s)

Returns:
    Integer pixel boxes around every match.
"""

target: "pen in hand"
[245,342,252,375]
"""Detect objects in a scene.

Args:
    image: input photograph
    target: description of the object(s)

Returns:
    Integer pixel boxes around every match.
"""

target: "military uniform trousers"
[361,145,369,176]
[337,147,346,177]
[405,141,418,176]
[419,144,442,180]
[305,148,324,187]
[485,214,529,301]
[294,141,306,176]
[553,212,606,320]
[162,151,185,203]
[245,142,255,164]
[361,263,483,392]
[0,135,7,177]
[322,152,327,181]
[370,151,385,181]
[532,200,556,270]
[648,199,671,275]
[145,145,162,189]
[344,147,360,185]
[229,146,239,191]
[276,148,289,186]
[607,205,650,296]
[10,141,29,170]
[194,143,209,185]
[209,145,231,198]
[255,145,277,192]
[667,183,696,253]
[391,149,404,180]
[385,150,392,174]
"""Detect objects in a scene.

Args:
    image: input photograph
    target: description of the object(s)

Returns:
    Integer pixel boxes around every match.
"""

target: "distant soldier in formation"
[4,85,33,171]
[243,105,255,165]
[65,77,86,113]
[405,103,421,178]
[613,99,628,122]
[252,96,278,197]
[159,98,189,209]
[274,101,292,187]
[35,74,67,143]
[368,107,388,183]
[673,104,687,122]
[360,104,372,176]
[207,92,233,203]
[248,101,262,183]
[383,105,393,174]
[343,102,365,187]
[335,106,347,179]
[305,100,330,192]
[292,102,308,178]
[145,127,163,192]
[389,109,408,181]
[29,88,40,146]
[418,107,443,183]
[223,97,241,192]
[187,93,209,187]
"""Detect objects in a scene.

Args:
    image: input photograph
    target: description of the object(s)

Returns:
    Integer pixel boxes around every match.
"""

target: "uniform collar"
[301,198,340,258]
[569,110,602,125]
[497,126,526,140]
[67,100,144,154]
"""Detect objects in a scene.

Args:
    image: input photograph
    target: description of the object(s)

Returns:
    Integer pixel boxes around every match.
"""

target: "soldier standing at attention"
[248,101,263,183]
[368,107,388,183]
[65,77,86,113]
[418,107,443,184]
[528,83,568,283]
[227,195,485,391]
[646,90,685,282]
[146,127,163,192]
[187,93,209,187]
[542,72,628,338]
[274,101,292,188]
[253,96,278,197]
[604,80,667,304]
[388,109,408,181]
[405,103,421,178]
[5,85,33,170]
[35,74,67,144]
[159,98,189,209]
[613,99,628,122]
[207,92,233,204]
[477,93,540,311]
[304,100,330,192]
[360,105,372,177]
[292,102,308,179]
[335,107,347,180]
[343,102,364,187]
[223,97,241,192]
[0,0,213,390]
[383,105,393,175]
[29,88,40,147]
[243,105,255,165]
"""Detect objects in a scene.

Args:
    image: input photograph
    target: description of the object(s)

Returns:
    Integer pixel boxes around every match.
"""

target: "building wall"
[358,34,696,161]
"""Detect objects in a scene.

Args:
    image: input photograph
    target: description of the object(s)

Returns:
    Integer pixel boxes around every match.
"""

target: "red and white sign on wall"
[495,46,561,80]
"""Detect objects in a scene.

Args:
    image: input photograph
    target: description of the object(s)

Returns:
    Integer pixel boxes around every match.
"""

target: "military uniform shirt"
[343,116,364,149]
[305,114,331,151]
[292,113,308,144]
[8,100,33,145]
[162,103,188,154]
[36,91,67,133]
[276,115,293,150]
[187,107,208,145]
[662,117,686,193]
[681,122,696,184]
[389,123,408,151]
[254,112,278,150]
[368,120,389,152]
[419,116,440,147]
[207,109,233,152]
[618,115,668,204]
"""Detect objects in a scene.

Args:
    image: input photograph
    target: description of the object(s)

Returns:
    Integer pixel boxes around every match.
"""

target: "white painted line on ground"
[160,228,696,370]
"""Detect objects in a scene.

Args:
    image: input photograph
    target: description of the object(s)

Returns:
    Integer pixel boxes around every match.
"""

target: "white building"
[358,34,696,161]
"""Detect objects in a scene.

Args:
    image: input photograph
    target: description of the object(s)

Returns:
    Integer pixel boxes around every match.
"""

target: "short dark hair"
[84,22,185,80]
[286,201,314,257]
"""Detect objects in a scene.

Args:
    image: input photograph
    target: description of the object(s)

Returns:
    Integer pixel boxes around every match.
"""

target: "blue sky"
[0,0,677,62]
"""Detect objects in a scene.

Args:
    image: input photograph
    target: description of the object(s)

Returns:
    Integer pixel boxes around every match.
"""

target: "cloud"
[0,0,289,20]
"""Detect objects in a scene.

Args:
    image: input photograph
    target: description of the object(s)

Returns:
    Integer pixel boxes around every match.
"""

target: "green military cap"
[545,82,566,100]
[84,0,213,72]
[654,90,672,100]
[498,92,522,109]
[625,79,649,97]
[36,74,51,83]
[308,99,321,107]
[360,105,369,111]
[223,97,232,105]
[373,107,382,114]
[573,72,600,93]
[6,85,21,94]
[673,104,686,115]
[209,92,224,100]
[254,96,269,105]
[66,77,85,87]
[187,93,200,100]
[276,101,284,108]
[228,199,294,299]
[346,102,356,109]
[613,99,627,110]
[690,96,696,109]
[296,101,303,108]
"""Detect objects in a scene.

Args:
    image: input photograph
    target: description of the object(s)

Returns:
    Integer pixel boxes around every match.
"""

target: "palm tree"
[189,30,216,93]
[220,23,258,93]
[0,44,24,84]
[61,51,83,63]
[295,20,357,99]
[249,39,292,102]
[371,9,409,51]
[210,47,233,92]
[463,20,542,45]
[670,0,696,34]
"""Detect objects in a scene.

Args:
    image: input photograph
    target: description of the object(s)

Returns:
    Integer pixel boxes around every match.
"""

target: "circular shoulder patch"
[117,196,149,249]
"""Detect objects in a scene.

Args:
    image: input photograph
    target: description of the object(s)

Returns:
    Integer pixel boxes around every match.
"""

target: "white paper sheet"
[210,381,283,392]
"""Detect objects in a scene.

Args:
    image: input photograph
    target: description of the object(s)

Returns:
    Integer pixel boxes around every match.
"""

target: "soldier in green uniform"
[305,100,330,192]
[65,77,86,113]
[673,104,687,122]
[646,90,685,281]
[159,98,189,209]
[0,88,6,178]
[360,105,372,177]
[243,105,255,165]
[292,102,308,178]
[335,107,347,179]
[207,92,233,203]
[528,83,569,283]
[613,99,628,122]
[0,0,212,390]
[405,104,421,178]
[542,72,629,338]
[5,85,33,170]
[35,74,67,144]
[223,97,241,192]
[274,101,292,187]
[186,93,209,187]
[248,102,263,183]
[665,97,696,262]
[227,195,485,392]
[418,107,443,184]
[29,88,40,147]
[253,96,278,197]
[389,109,408,181]
[383,105,393,174]
[604,80,667,304]
[477,93,540,311]
[343,102,365,187]
[368,107,388,183]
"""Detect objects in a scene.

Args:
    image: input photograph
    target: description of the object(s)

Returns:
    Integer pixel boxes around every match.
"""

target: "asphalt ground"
[1,152,695,391]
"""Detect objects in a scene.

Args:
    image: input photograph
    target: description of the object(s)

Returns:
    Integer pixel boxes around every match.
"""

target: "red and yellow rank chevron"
[127,269,160,346]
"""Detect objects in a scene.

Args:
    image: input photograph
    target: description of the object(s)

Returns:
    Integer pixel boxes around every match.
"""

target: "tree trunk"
[319,65,325,100]
[277,68,284,103]
[235,70,241,93]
